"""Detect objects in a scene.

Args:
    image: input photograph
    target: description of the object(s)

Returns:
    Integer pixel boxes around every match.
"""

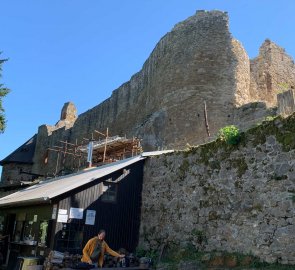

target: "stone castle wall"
[250,39,295,106]
[1,163,34,183]
[277,89,295,116]
[139,114,295,265]
[32,10,253,176]
[2,10,295,180]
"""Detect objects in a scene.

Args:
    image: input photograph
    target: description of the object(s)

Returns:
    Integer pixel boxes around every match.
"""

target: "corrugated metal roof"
[141,150,174,156]
[0,155,145,207]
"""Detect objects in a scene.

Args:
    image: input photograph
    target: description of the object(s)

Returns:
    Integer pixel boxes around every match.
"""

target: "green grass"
[154,246,295,270]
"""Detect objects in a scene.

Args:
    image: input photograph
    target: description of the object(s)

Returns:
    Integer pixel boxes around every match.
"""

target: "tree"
[0,54,10,133]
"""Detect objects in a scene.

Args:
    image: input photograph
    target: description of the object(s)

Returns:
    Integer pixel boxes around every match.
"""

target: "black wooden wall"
[53,160,145,253]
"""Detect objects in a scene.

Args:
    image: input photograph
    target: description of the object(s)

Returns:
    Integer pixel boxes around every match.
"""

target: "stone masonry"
[250,39,295,107]
[1,10,295,181]
[277,88,295,116]
[139,114,295,265]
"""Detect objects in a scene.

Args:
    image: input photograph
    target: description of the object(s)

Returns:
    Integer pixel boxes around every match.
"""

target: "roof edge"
[0,197,51,208]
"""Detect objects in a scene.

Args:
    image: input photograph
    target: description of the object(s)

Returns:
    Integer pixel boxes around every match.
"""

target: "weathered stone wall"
[30,102,78,176]
[233,101,277,131]
[139,114,295,265]
[250,39,295,107]
[30,10,254,176]
[55,102,77,129]
[277,89,295,116]
[1,163,34,183]
[68,10,247,149]
[2,10,294,180]
[32,124,76,177]
[231,39,251,107]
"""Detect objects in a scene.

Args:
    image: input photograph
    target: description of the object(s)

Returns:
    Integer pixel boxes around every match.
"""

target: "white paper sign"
[58,209,67,215]
[57,214,68,223]
[85,210,96,225]
[69,207,84,219]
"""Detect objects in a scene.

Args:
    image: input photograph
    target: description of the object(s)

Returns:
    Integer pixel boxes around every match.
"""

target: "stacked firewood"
[103,254,119,268]
[103,249,140,268]
[43,251,64,270]
[43,251,82,270]
[43,249,147,269]
[128,253,140,268]
[63,253,82,268]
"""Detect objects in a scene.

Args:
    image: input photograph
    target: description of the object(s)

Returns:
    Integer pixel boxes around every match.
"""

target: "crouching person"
[81,229,125,268]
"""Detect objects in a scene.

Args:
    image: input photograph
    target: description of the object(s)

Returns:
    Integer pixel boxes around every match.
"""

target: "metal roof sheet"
[0,155,145,207]
[141,150,174,157]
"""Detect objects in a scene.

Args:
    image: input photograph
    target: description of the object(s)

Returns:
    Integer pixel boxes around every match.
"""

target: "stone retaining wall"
[139,114,295,265]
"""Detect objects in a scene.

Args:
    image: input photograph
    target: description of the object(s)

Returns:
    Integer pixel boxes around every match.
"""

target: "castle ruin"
[1,10,295,183]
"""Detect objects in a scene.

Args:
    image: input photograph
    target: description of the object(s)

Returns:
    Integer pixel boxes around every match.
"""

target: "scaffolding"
[78,130,142,166]
[47,140,87,177]
[47,128,142,176]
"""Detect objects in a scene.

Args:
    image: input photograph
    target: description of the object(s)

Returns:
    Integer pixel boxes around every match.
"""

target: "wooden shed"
[0,156,145,269]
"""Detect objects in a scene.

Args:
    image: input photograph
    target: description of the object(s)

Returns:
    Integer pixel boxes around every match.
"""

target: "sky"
[0,0,295,170]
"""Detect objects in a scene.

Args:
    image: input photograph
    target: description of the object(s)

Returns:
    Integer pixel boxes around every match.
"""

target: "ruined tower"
[1,10,295,181]
[250,39,295,106]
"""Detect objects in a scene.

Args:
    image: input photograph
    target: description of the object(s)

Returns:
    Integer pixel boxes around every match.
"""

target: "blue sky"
[0,0,295,169]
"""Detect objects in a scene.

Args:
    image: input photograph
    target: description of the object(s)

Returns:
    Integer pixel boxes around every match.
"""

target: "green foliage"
[231,158,248,177]
[135,247,159,268]
[39,220,49,245]
[155,244,295,270]
[177,159,190,180]
[159,243,203,265]
[191,229,207,244]
[289,194,295,203]
[273,174,288,181]
[264,115,277,122]
[0,54,10,133]
[277,82,290,94]
[218,125,241,145]
[247,114,295,151]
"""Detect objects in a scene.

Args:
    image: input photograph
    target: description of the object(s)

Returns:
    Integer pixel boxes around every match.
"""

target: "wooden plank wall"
[53,160,145,254]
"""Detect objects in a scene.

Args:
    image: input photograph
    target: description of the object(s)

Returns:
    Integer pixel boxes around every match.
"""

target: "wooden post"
[204,100,210,137]
[54,151,60,177]
[132,137,135,157]
[123,148,126,160]
[73,139,77,171]
[5,235,10,266]
[78,143,81,171]
[103,128,109,163]
[62,140,67,167]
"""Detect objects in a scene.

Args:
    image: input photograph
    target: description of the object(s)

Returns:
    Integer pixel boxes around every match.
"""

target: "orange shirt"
[81,236,121,267]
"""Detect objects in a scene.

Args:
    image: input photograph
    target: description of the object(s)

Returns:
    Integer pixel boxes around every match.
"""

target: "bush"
[218,125,241,145]
[264,115,276,122]
[135,247,158,268]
